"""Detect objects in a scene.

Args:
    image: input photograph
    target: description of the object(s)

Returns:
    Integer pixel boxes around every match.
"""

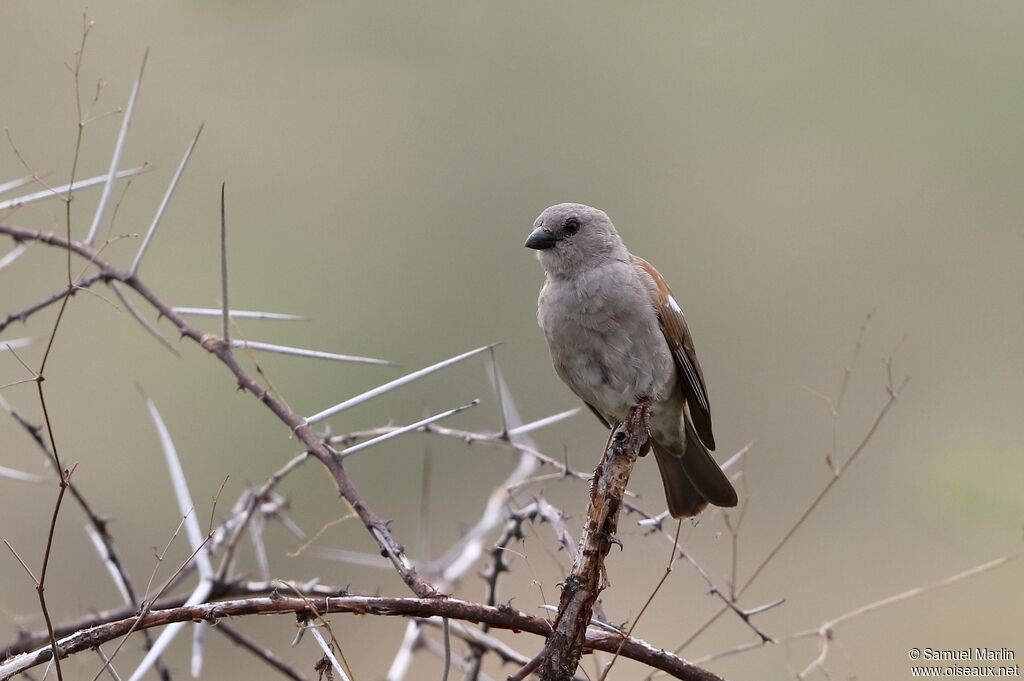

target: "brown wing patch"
[632,255,716,450]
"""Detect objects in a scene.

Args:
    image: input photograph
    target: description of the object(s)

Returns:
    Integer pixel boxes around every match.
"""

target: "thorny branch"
[0,220,728,681]
[668,317,911,664]
[534,403,657,681]
[0,590,719,681]
[689,552,1021,679]
[464,497,575,680]
[2,21,113,681]
[0,221,435,598]
[5,203,1009,681]
[2,48,1011,681]
[0,396,174,680]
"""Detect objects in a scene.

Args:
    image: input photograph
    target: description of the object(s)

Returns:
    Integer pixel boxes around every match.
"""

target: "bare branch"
[597,520,684,681]
[0,592,720,681]
[742,375,909,594]
[0,394,173,680]
[675,354,909,655]
[0,273,101,335]
[693,552,1021,673]
[123,579,215,681]
[537,403,651,681]
[216,451,310,580]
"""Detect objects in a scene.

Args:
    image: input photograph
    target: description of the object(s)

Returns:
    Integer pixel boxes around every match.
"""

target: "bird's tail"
[652,427,738,518]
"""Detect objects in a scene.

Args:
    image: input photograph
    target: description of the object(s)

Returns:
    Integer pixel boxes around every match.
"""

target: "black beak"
[524,226,557,250]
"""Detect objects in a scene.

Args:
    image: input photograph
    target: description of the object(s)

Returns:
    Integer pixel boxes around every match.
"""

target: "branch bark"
[0,592,717,681]
[539,404,663,681]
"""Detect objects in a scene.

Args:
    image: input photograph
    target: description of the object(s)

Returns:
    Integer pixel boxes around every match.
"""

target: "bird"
[525,202,737,518]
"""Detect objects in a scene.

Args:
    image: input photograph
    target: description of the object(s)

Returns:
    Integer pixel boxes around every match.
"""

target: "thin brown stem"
[1,397,172,679]
[31,462,75,681]
[673,348,908,657]
[0,273,104,334]
[739,375,908,594]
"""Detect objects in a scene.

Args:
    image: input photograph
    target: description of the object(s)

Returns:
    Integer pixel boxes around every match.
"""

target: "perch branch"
[536,403,652,681]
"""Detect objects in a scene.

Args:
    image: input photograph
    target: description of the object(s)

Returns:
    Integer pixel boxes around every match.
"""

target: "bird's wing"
[631,255,716,450]
[582,401,611,429]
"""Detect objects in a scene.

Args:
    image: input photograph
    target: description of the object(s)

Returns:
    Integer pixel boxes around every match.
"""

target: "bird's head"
[525,203,625,278]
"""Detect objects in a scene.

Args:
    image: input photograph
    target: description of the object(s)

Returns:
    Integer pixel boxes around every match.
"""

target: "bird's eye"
[564,216,581,235]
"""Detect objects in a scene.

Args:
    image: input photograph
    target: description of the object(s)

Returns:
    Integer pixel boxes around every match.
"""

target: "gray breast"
[538,263,675,420]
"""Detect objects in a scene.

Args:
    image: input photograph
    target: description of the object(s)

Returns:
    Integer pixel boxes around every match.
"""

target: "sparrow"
[525,203,737,518]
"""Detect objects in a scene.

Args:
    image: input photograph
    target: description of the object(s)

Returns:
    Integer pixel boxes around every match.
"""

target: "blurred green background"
[1,2,1022,680]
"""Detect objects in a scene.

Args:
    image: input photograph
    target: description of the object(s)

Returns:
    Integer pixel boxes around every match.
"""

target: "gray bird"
[525,203,737,518]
